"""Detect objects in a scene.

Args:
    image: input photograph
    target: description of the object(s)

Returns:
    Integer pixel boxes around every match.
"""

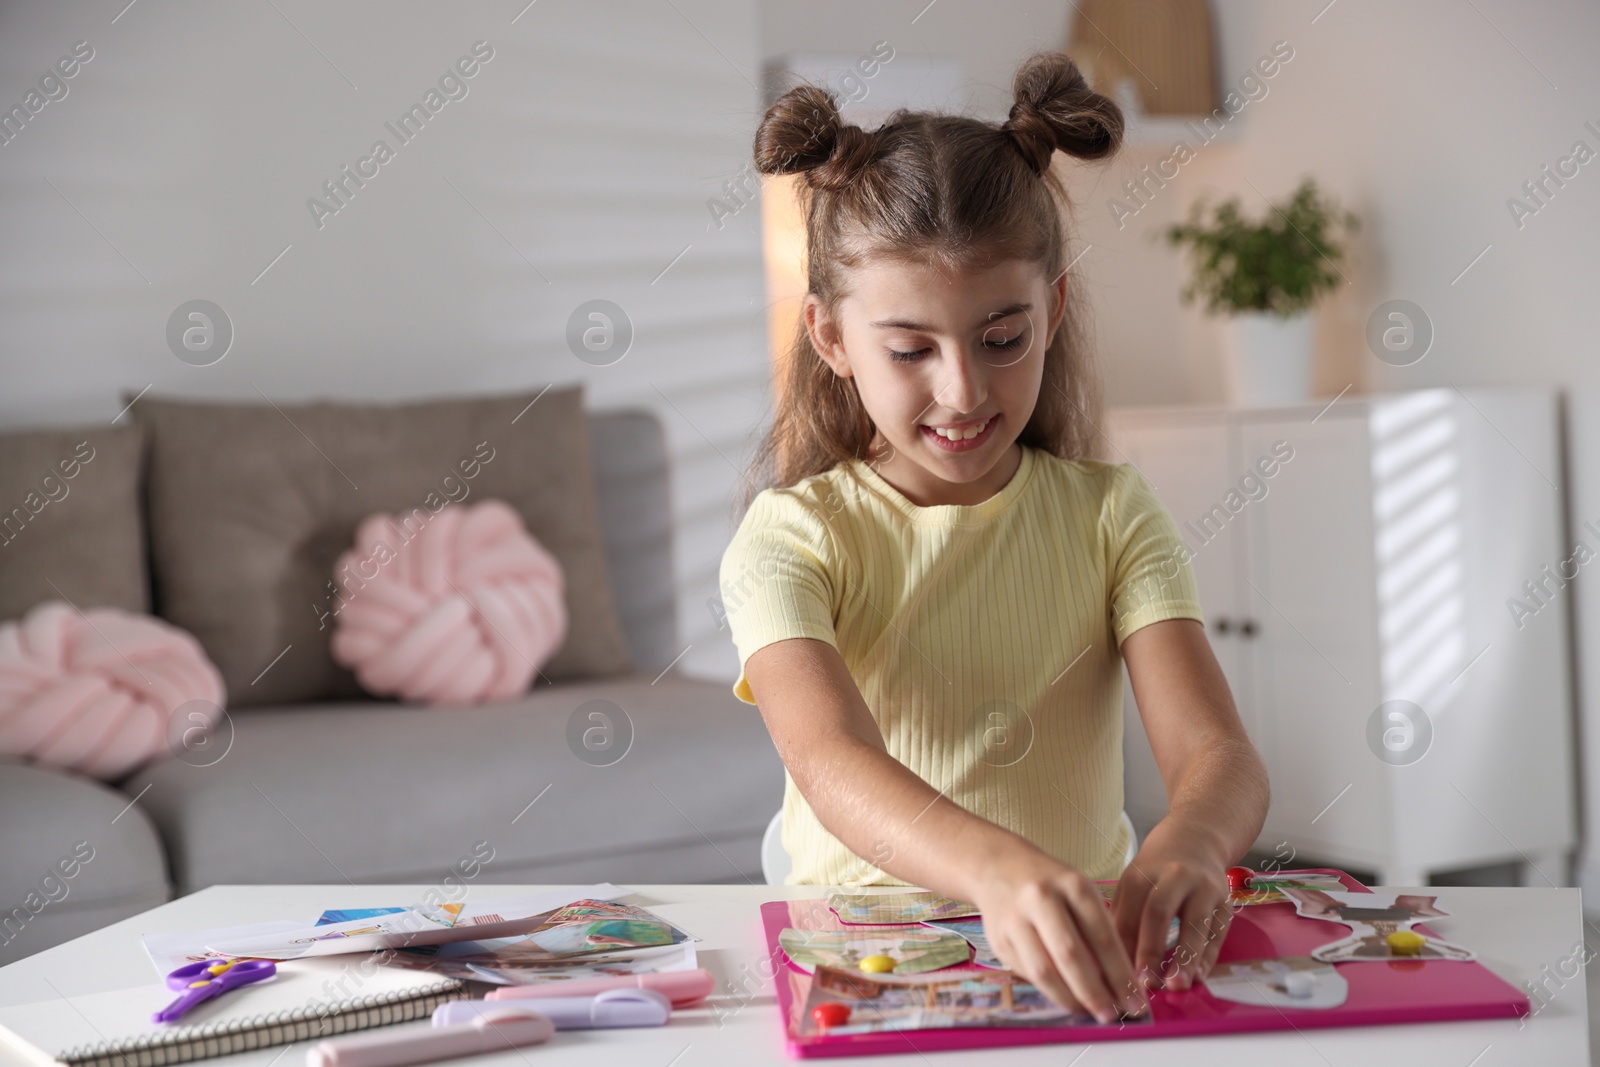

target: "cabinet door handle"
[1239,619,1258,637]
[1213,617,1232,635]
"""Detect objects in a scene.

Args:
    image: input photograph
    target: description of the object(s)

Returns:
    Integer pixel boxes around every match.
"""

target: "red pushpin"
[1226,866,1255,893]
[812,1002,851,1029]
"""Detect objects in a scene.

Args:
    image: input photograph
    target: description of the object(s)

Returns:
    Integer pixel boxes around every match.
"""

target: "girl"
[719,51,1269,1023]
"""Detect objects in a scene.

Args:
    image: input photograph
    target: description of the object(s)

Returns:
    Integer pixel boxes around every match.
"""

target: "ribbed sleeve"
[1105,464,1206,646]
[720,489,840,703]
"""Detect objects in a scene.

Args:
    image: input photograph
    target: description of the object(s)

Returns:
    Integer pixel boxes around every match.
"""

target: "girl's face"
[805,257,1066,508]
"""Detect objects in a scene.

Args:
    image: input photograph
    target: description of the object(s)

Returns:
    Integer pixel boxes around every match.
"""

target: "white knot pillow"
[329,499,567,705]
[0,601,226,779]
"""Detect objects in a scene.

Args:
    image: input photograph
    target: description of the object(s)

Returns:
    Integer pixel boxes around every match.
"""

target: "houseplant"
[1164,178,1359,405]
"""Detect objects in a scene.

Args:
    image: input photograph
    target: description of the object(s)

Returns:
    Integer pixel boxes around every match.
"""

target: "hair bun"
[1004,52,1124,175]
[754,83,877,191]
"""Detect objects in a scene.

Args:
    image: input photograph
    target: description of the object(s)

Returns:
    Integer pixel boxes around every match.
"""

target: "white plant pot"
[1223,310,1316,407]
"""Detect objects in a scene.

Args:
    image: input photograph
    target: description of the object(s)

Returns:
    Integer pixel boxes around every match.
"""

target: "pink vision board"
[758,870,1530,1059]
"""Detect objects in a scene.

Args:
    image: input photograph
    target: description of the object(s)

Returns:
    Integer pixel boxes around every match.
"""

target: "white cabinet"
[1108,389,1576,886]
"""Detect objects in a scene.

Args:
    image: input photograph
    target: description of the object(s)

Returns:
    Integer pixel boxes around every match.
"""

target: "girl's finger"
[1182,891,1233,985]
[1027,888,1123,1022]
[1170,890,1229,990]
[1001,922,1089,1017]
[1062,877,1145,1016]
[1135,876,1185,986]
[1110,863,1155,961]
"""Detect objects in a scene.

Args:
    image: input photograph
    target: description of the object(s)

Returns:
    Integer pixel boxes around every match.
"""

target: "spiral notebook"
[0,957,466,1067]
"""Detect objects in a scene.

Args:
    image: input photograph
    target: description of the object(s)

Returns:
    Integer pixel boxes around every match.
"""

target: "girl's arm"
[1112,617,1270,991]
[745,636,1147,1023]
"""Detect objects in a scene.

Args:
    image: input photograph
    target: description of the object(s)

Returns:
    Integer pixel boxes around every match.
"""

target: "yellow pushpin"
[859,954,897,974]
[1387,930,1426,957]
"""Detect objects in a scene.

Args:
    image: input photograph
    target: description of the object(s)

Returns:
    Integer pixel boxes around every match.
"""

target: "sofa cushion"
[126,386,633,706]
[586,410,677,671]
[0,424,147,622]
[0,602,226,780]
[123,673,783,892]
[0,761,170,965]
[329,500,568,705]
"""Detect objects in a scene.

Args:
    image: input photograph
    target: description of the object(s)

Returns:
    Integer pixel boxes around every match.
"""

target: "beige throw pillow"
[0,424,148,621]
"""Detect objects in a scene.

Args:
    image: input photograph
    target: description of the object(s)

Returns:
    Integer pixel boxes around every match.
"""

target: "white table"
[0,883,1587,1065]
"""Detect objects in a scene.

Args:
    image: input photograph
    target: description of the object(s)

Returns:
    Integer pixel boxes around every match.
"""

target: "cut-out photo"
[780,927,971,974]
[1229,871,1347,906]
[798,964,1148,1034]
[827,892,979,925]
[921,919,1002,969]
[1203,955,1348,1009]
[1281,888,1476,962]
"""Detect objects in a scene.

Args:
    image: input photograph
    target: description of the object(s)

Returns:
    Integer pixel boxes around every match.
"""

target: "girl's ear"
[1045,267,1069,348]
[804,294,853,378]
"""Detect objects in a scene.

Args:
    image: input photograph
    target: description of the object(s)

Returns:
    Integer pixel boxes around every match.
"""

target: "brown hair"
[739,51,1124,512]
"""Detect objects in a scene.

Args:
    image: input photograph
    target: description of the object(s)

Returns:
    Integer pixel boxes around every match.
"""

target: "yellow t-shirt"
[719,444,1204,886]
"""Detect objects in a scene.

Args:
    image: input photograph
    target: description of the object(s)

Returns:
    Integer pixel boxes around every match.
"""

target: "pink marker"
[485,968,714,1007]
[306,1007,552,1067]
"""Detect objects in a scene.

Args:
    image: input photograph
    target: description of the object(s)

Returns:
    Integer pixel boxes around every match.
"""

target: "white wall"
[0,0,769,680]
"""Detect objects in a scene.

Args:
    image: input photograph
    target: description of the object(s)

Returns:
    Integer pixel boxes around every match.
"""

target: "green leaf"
[1163,178,1359,318]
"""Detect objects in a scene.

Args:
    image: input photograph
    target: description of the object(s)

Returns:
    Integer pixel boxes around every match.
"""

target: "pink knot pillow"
[329,499,567,705]
[0,601,226,779]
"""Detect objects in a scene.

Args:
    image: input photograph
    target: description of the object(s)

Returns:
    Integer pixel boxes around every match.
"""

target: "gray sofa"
[0,407,783,965]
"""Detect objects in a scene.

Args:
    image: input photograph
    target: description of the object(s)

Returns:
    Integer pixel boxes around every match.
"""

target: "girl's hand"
[967,846,1148,1023]
[1109,819,1233,992]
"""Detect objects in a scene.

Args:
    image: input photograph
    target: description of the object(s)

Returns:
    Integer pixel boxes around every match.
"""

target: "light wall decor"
[760,172,809,405]
[1066,0,1220,116]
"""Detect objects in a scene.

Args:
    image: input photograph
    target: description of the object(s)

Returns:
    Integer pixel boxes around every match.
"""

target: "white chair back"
[761,810,790,885]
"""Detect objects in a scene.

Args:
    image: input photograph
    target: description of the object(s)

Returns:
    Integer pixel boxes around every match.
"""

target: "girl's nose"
[937,349,988,414]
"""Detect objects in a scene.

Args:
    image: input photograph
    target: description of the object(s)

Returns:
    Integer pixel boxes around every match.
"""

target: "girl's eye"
[888,332,1024,362]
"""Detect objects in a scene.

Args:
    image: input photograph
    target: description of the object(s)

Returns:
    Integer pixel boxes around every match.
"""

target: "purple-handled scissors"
[154,958,277,1024]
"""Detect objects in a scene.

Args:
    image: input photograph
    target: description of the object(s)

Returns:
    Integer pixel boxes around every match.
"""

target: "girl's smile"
[921,412,1000,452]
